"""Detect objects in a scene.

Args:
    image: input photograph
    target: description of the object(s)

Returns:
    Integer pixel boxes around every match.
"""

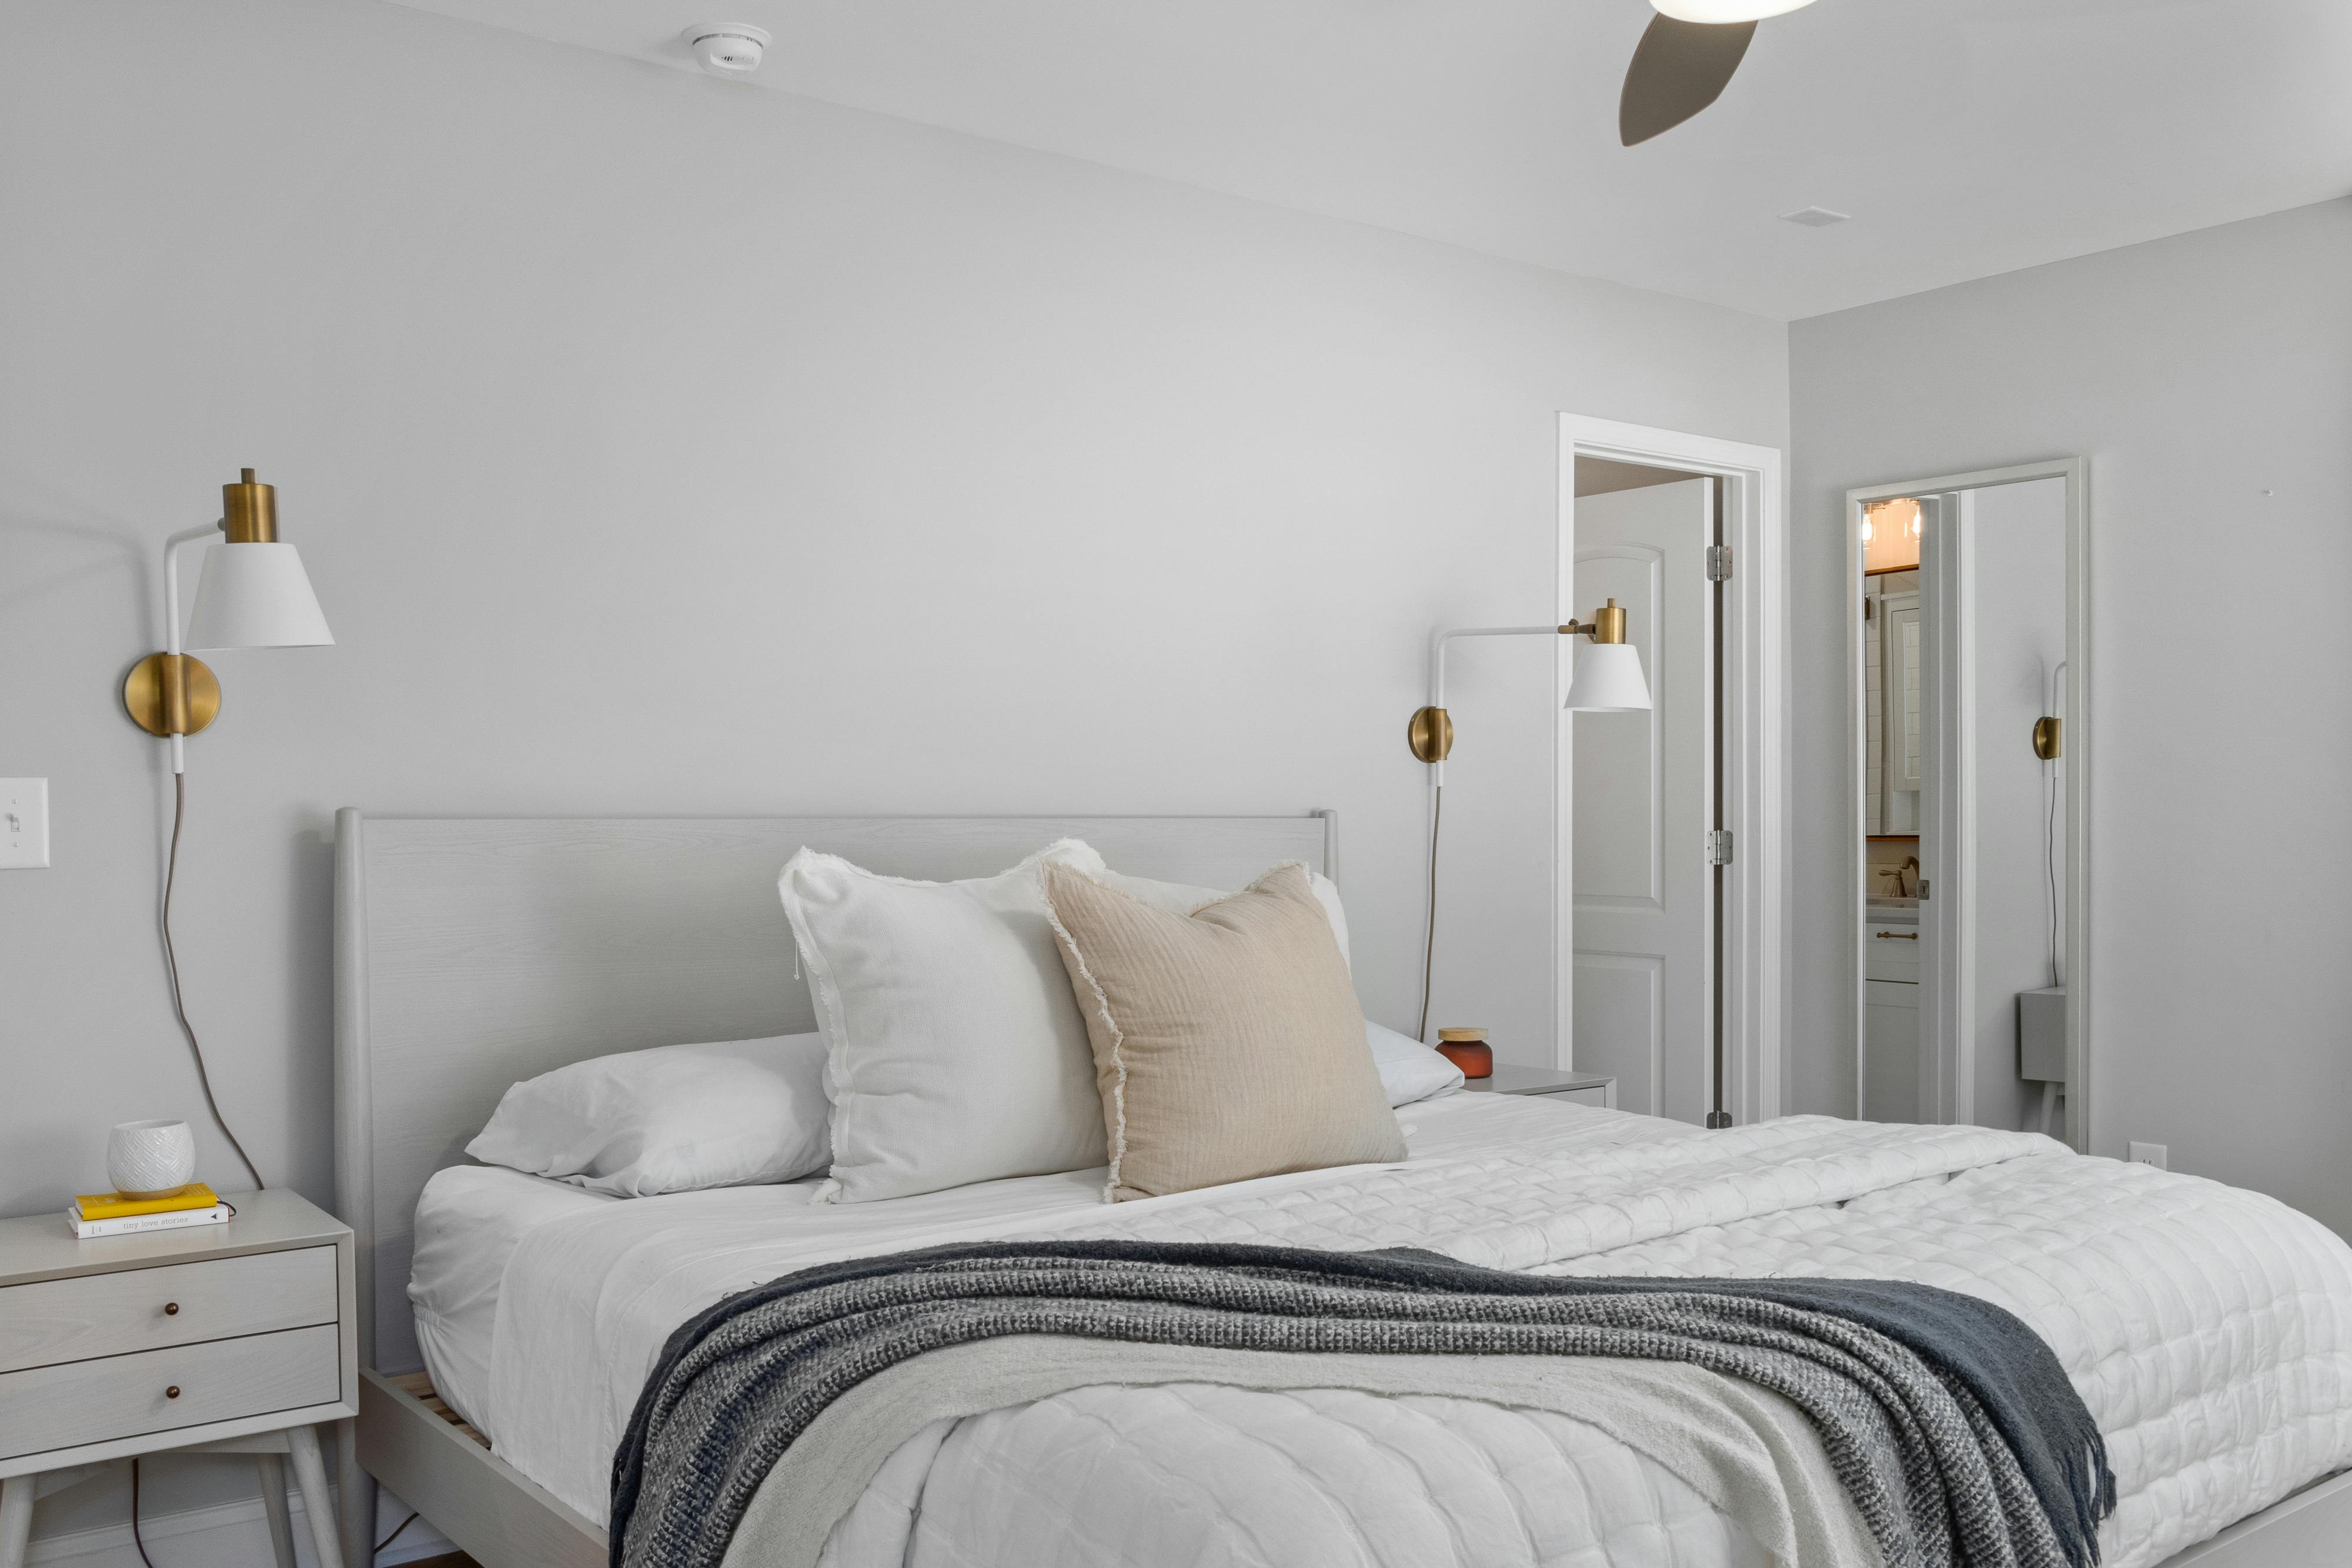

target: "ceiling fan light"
[1650,0,1818,21]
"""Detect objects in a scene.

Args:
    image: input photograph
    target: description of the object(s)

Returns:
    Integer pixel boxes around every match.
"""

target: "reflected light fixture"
[119,469,333,1196]
[1404,604,1653,1040]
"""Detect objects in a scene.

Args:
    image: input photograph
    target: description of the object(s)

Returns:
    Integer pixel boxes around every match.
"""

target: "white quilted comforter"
[475,1097,2352,1568]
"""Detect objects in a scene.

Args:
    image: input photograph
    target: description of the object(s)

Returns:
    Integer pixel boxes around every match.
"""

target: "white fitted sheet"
[409,1164,616,1429]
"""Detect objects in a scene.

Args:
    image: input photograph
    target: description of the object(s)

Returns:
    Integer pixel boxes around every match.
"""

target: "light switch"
[0,779,49,869]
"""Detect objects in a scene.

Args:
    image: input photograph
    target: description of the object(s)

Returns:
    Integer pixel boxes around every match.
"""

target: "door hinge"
[1705,544,1733,582]
[1706,828,1734,866]
[1918,877,1930,900]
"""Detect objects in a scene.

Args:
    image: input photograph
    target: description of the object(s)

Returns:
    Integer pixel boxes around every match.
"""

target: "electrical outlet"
[2128,1141,2168,1171]
[0,779,48,870]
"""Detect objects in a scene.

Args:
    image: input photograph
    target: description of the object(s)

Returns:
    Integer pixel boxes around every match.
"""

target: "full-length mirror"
[1846,461,2088,1149]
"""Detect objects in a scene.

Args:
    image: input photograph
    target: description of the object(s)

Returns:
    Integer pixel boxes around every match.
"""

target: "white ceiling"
[382,0,2352,320]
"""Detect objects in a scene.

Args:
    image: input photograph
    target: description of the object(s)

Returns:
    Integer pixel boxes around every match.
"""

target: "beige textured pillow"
[1041,860,1405,1202]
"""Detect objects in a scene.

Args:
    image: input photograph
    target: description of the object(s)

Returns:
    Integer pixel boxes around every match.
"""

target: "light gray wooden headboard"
[332,810,1337,1375]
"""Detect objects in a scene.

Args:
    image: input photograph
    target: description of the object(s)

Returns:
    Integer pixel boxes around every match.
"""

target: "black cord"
[162,770,265,1192]
[130,1458,159,1568]
[1416,784,1443,1041]
[375,1510,421,1556]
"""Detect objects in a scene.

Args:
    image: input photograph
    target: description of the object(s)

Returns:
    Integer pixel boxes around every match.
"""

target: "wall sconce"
[1404,602,1652,1039]
[120,469,333,1196]
[1406,599,1653,768]
[123,469,333,773]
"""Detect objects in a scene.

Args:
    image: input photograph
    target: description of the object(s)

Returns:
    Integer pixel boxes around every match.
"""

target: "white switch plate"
[2128,1141,2168,1170]
[0,779,48,869]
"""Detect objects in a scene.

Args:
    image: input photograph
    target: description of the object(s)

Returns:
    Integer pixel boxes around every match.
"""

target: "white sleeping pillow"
[779,840,1111,1204]
[465,1034,830,1197]
[1367,1020,1465,1106]
[1078,860,1352,969]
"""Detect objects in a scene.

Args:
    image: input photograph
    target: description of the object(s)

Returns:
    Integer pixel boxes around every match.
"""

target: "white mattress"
[417,1096,2352,1568]
[409,1164,615,1429]
[407,1091,1504,1438]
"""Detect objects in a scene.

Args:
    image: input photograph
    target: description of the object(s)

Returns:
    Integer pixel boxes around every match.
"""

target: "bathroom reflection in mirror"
[1847,462,2087,1150]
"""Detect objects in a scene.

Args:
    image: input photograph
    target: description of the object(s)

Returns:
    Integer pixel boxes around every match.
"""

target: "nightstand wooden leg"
[337,1419,375,1568]
[286,1426,346,1568]
[0,1474,34,1568]
[257,1454,299,1568]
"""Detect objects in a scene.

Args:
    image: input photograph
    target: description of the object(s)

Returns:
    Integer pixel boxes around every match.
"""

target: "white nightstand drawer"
[0,1245,336,1375]
[1552,1086,1611,1108]
[0,1322,339,1463]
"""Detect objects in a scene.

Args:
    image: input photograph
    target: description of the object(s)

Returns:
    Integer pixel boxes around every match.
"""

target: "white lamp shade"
[1563,641,1652,713]
[184,543,333,650]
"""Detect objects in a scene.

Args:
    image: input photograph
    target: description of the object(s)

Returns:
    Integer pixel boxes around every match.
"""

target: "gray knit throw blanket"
[611,1240,2113,1568]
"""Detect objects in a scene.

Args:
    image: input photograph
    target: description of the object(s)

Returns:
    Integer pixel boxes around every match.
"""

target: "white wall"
[0,0,1785,1541]
[1789,198,2352,1238]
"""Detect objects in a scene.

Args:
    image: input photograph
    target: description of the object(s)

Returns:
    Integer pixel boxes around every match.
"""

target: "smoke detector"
[685,24,769,78]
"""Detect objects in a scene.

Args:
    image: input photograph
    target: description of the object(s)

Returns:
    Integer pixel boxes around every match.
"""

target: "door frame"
[1844,457,2089,1151]
[1559,414,1786,1125]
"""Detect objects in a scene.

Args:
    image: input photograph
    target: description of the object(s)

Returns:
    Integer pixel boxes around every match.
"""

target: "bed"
[332,811,2352,1568]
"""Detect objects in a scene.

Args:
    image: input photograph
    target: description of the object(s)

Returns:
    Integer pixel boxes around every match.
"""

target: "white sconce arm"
[159,522,225,773]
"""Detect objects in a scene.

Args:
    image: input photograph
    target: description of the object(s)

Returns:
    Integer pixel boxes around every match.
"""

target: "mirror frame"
[1844,457,2089,1152]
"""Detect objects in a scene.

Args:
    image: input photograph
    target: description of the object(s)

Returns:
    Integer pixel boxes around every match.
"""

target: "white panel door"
[1572,479,1712,1124]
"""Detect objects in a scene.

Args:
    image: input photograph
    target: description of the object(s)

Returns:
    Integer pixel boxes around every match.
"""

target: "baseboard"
[27,1483,456,1568]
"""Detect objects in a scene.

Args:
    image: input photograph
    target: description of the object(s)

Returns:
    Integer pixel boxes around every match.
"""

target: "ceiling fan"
[1619,0,1819,146]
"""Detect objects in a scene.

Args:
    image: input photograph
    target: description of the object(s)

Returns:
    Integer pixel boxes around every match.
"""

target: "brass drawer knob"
[163,1302,180,1316]
[165,1386,181,1399]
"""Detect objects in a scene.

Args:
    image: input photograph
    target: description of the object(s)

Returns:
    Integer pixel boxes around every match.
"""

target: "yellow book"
[74,1183,220,1221]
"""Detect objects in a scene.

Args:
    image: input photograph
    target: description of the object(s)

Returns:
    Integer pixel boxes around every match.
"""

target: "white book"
[68,1203,231,1240]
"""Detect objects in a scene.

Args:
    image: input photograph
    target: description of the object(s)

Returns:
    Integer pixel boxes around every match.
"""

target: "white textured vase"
[108,1119,196,1198]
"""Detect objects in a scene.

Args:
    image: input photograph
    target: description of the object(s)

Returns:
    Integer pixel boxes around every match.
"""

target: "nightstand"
[0,1189,358,1568]
[1459,1066,1618,1108]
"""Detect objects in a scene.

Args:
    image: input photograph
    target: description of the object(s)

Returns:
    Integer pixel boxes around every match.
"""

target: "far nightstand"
[0,1189,358,1568]
[1460,1065,1618,1109]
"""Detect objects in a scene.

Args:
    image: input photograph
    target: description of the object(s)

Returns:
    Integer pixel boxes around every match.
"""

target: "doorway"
[1571,465,1716,1124]
[1559,415,1785,1128]
[1845,460,2089,1149]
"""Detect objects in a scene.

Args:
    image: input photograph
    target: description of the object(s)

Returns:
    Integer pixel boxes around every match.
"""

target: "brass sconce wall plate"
[1407,706,1454,764]
[2032,716,2062,761]
[123,653,220,738]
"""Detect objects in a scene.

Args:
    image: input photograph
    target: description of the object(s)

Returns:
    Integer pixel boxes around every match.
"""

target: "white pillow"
[1078,861,1352,970]
[465,1034,830,1197]
[1367,1020,1465,1107]
[780,840,1111,1203]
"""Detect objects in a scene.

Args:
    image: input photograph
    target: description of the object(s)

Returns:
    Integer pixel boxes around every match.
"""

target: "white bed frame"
[328,807,2346,1568]
[330,810,1337,1568]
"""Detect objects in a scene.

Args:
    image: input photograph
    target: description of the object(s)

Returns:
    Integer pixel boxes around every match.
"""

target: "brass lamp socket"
[1582,599,1628,644]
[2032,716,2062,761]
[222,467,277,543]
[123,653,220,737]
[1561,599,1628,643]
[1407,705,1454,764]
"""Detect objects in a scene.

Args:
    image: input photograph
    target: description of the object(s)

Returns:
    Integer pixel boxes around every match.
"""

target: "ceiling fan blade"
[1619,14,1758,146]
